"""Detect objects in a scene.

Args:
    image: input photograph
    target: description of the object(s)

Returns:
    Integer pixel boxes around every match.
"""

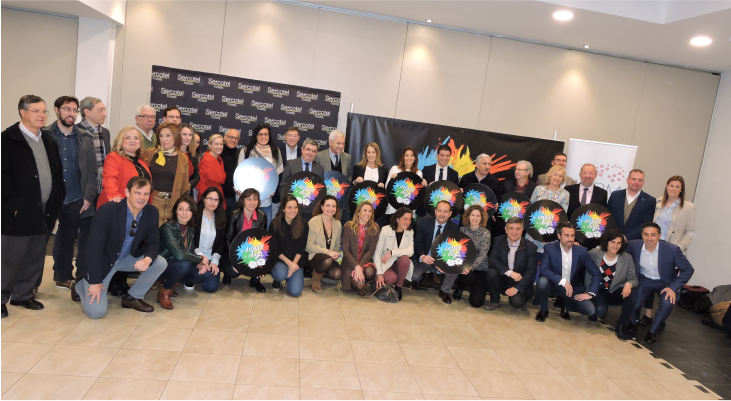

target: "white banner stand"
[566,139,638,194]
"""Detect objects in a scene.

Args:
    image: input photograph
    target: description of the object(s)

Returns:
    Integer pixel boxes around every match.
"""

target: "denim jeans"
[270,261,304,297]
[160,259,220,293]
[535,276,595,317]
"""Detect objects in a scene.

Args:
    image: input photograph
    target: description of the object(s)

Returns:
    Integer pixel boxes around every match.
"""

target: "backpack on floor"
[678,285,712,314]
[367,281,399,304]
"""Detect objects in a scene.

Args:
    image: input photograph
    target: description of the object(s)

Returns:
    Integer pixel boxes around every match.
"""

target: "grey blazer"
[280,157,325,186]
[316,149,352,180]
[586,247,638,293]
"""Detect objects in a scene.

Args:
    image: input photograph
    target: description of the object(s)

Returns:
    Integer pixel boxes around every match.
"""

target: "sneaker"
[183,283,194,290]
[272,280,281,291]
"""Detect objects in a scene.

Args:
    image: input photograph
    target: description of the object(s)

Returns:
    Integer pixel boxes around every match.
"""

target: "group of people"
[1,95,696,345]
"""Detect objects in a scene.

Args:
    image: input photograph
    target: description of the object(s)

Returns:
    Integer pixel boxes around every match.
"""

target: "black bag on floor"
[678,285,712,313]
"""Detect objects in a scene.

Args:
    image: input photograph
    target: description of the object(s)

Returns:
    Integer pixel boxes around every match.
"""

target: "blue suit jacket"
[606,189,656,240]
[626,239,694,292]
[540,241,601,295]
[413,215,459,262]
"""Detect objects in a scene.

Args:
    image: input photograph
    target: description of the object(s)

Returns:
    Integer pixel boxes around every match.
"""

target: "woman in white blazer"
[373,207,415,300]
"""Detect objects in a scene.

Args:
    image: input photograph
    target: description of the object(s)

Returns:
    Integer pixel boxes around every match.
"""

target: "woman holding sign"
[373,207,415,301]
[453,205,492,306]
[527,165,570,254]
[222,188,269,292]
[306,195,342,294]
[341,202,380,296]
[353,143,388,187]
[383,147,428,218]
[269,194,308,297]
[239,123,284,223]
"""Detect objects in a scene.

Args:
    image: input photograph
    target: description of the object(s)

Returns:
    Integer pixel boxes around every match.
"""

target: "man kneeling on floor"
[74,176,167,318]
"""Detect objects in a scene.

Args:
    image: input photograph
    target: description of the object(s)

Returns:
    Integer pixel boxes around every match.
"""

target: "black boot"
[396,286,402,301]
[453,288,463,301]
[249,276,266,293]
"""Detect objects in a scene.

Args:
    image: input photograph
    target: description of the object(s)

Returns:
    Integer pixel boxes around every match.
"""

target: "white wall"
[689,72,731,288]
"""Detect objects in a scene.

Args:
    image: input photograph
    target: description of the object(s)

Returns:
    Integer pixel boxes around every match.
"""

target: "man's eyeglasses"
[225,135,240,140]
[139,114,156,120]
[26,108,49,115]
[204,197,220,203]
[60,107,79,114]
[130,220,139,237]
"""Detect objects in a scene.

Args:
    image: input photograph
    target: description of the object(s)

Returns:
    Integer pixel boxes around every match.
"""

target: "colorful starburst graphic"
[429,186,460,208]
[436,237,470,267]
[325,178,350,200]
[235,236,271,269]
[498,198,530,221]
[463,189,497,212]
[575,211,610,238]
[529,207,563,235]
[354,187,385,207]
[417,136,517,178]
[289,178,325,206]
[391,178,423,205]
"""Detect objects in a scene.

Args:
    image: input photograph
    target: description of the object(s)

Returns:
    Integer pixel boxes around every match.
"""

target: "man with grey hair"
[501,160,537,196]
[565,163,608,218]
[134,105,157,150]
[460,154,502,236]
[316,130,352,180]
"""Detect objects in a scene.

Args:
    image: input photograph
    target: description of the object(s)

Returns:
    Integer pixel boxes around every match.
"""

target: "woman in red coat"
[196,134,227,209]
[97,127,151,209]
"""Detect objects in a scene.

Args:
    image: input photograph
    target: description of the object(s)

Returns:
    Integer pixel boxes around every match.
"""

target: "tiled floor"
[1,257,724,400]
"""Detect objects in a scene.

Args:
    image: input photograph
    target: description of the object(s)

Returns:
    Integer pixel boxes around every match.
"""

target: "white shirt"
[135,124,154,142]
[19,122,41,142]
[579,184,594,205]
[506,239,521,277]
[433,164,449,183]
[285,145,298,161]
[559,245,573,287]
[626,190,640,205]
[364,166,380,182]
[195,213,221,265]
[639,243,661,280]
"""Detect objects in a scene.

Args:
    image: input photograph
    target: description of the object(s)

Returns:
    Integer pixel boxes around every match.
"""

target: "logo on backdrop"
[267,87,289,98]
[238,83,261,93]
[575,211,610,238]
[151,102,167,111]
[309,108,331,119]
[436,237,470,267]
[322,125,337,132]
[177,106,198,116]
[221,96,244,106]
[152,71,170,81]
[264,117,286,127]
[281,104,303,115]
[325,95,340,106]
[391,178,423,205]
[498,198,529,221]
[529,206,563,235]
[205,109,228,119]
[251,100,273,110]
[429,187,460,208]
[326,178,350,200]
[177,73,201,85]
[235,113,258,124]
[294,121,314,131]
[289,178,325,206]
[161,88,184,98]
[416,136,517,178]
[464,189,495,212]
[297,91,318,102]
[235,236,271,269]
[192,92,215,102]
[597,164,627,191]
[208,78,231,89]
[354,187,385,207]
[189,122,211,133]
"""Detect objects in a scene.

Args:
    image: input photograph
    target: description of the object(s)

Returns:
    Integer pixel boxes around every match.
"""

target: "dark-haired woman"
[306,195,342,294]
[586,229,639,340]
[223,188,269,292]
[454,205,491,306]
[239,123,284,223]
[383,147,428,218]
[180,123,200,195]
[341,202,380,296]
[142,122,191,226]
[269,194,308,297]
[191,187,226,291]
[157,195,219,309]
[373,207,415,301]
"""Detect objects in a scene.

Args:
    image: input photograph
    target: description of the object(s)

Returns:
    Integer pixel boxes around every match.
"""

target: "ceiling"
[293,0,731,72]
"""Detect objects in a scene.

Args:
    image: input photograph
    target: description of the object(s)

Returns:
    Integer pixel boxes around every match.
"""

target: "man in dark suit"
[411,201,460,304]
[459,154,503,236]
[74,177,167,318]
[418,145,459,217]
[485,217,538,310]
[278,126,302,162]
[500,161,537,196]
[280,138,324,183]
[627,222,694,343]
[315,130,352,180]
[535,222,601,322]
[606,169,656,241]
[566,163,609,250]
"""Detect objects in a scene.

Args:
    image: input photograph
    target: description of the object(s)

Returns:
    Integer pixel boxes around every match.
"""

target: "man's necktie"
[581,188,588,205]
[439,168,444,181]
[305,162,310,172]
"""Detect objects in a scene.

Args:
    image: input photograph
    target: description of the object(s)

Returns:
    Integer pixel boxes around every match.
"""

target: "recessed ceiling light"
[583,45,590,48]
[553,11,573,21]
[426,19,433,23]
[690,36,712,46]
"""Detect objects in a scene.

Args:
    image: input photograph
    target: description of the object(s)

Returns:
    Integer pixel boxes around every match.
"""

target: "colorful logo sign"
[244,165,274,190]
[436,237,470,267]
[325,178,350,200]
[463,189,496,212]
[290,178,325,206]
[391,178,423,205]
[354,187,385,207]
[576,211,610,238]
[429,186,460,208]
[498,198,530,221]
[235,236,271,269]
[529,207,563,235]
[417,136,517,177]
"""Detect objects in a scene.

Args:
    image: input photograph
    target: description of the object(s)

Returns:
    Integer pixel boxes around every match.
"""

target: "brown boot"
[170,283,179,297]
[358,281,371,298]
[157,287,174,310]
[311,272,323,294]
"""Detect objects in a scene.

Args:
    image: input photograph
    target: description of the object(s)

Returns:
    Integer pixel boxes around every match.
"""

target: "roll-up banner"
[565,139,638,194]
[149,65,341,151]
[345,113,564,182]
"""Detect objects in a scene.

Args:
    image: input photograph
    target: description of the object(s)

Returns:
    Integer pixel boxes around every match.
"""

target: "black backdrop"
[150,65,341,150]
[346,113,564,182]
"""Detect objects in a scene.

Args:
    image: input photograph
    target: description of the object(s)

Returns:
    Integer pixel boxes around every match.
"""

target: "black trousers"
[592,285,638,325]
[2,234,47,303]
[485,268,530,308]
[76,194,98,280]
[52,199,84,282]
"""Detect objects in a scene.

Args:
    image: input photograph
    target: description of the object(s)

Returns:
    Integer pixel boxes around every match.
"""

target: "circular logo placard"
[425,180,464,218]
[324,171,352,211]
[570,204,616,243]
[228,228,280,277]
[429,230,477,274]
[524,200,569,243]
[386,172,425,210]
[233,158,278,200]
[496,192,531,222]
[280,171,326,214]
[348,181,388,219]
[461,183,498,219]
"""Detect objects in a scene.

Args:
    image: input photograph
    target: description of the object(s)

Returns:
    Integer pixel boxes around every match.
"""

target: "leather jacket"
[225,209,269,249]
[159,220,202,263]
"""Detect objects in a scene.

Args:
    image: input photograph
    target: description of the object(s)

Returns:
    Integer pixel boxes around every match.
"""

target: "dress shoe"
[560,306,571,320]
[588,314,598,322]
[222,276,232,285]
[483,302,500,311]
[411,281,426,291]
[157,288,174,310]
[615,323,637,341]
[71,282,81,302]
[438,290,452,304]
[121,294,154,313]
[272,280,281,291]
[249,277,266,293]
[535,310,549,322]
[56,280,73,289]
[453,288,463,301]
[2,304,8,318]
[638,315,653,326]
[645,331,657,344]
[10,298,44,310]
[396,286,403,301]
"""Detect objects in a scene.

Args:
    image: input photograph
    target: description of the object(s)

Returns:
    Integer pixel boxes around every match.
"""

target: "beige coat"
[654,200,695,252]
[306,214,342,259]
[373,225,414,280]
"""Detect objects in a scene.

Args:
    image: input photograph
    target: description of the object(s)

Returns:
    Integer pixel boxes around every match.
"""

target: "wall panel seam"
[693,73,725,201]
[218,0,229,74]
[393,23,409,119]
[628,62,649,148]
[475,37,493,129]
